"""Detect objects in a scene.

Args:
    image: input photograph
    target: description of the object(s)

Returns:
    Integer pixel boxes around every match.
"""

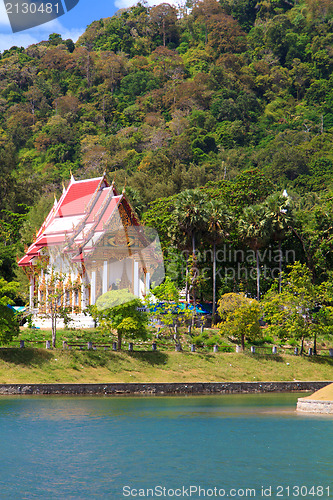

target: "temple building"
[18,174,163,328]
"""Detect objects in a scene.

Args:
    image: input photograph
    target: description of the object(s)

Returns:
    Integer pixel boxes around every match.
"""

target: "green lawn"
[0,348,332,384]
[0,326,331,384]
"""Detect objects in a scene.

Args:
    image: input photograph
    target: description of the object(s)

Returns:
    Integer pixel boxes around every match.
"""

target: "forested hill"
[0,0,332,286]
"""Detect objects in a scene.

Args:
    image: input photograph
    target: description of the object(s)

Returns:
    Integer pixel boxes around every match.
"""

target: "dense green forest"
[0,0,333,308]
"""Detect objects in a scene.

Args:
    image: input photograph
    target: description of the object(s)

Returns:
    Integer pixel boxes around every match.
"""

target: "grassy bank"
[0,348,332,384]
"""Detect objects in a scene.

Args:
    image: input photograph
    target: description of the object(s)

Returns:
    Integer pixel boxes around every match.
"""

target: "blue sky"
[0,0,173,52]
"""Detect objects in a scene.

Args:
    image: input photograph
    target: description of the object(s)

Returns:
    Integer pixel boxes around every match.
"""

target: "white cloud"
[0,33,39,51]
[0,15,84,52]
[0,1,10,26]
[37,17,84,40]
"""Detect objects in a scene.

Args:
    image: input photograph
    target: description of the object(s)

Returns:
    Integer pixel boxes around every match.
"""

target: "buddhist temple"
[18,174,163,328]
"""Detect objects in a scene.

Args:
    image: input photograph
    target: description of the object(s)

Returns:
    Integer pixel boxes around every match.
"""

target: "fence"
[13,340,333,357]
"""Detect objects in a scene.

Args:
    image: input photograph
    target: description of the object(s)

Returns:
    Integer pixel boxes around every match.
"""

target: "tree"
[238,204,271,300]
[169,189,209,309]
[38,271,80,348]
[191,0,224,45]
[0,277,20,344]
[96,289,148,350]
[263,262,319,354]
[263,192,292,293]
[207,13,247,54]
[205,200,231,322]
[217,292,261,350]
[147,276,190,348]
[150,3,178,47]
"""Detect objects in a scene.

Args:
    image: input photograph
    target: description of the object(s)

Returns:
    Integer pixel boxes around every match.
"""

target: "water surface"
[0,393,332,499]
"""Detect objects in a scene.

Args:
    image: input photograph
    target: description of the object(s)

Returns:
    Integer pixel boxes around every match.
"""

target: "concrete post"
[112,342,117,351]
[20,340,25,348]
[152,342,157,351]
[62,341,67,349]
[272,346,277,354]
[191,344,196,352]
[46,340,51,349]
[128,342,133,352]
[294,347,299,355]
[250,346,255,354]
[213,345,218,353]
[236,345,242,353]
[87,342,93,350]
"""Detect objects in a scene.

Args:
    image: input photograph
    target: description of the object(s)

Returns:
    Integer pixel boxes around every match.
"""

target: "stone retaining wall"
[0,381,330,396]
[297,398,333,414]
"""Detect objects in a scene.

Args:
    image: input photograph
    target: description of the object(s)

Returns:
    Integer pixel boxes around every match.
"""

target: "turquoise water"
[0,394,332,499]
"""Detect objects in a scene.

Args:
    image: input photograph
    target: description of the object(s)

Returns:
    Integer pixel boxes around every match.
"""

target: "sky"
[0,0,177,52]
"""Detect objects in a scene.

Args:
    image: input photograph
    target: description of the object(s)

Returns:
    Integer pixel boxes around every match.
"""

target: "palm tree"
[238,204,270,300]
[168,189,209,309]
[263,192,292,293]
[205,200,231,323]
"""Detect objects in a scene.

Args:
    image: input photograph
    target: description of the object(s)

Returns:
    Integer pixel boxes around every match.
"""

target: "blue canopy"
[149,302,211,314]
[7,305,26,313]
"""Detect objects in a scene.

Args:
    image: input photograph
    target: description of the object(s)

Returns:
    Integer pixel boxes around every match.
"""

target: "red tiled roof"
[95,196,122,231]
[86,188,110,223]
[18,175,135,268]
[56,178,102,217]
[17,255,34,266]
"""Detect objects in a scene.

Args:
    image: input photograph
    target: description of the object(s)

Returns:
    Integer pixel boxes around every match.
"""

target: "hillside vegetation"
[0,0,333,324]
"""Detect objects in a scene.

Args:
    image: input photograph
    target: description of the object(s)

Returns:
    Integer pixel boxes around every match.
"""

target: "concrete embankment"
[0,381,331,396]
[297,382,333,414]
[296,399,333,413]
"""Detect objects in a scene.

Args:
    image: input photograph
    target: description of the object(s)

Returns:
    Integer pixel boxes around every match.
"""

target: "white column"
[81,283,85,310]
[134,261,139,297]
[29,277,34,310]
[102,261,108,295]
[145,272,150,295]
[91,270,96,305]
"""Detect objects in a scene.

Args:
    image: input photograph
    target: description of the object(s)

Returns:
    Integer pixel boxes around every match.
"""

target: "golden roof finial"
[122,177,127,194]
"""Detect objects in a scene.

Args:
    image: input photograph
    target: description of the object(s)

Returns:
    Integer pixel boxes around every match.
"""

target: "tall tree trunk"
[212,241,216,324]
[163,19,166,46]
[185,256,189,306]
[300,336,304,355]
[192,233,196,328]
[313,331,317,355]
[117,331,122,350]
[256,249,260,301]
[51,308,56,348]
[278,240,282,293]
